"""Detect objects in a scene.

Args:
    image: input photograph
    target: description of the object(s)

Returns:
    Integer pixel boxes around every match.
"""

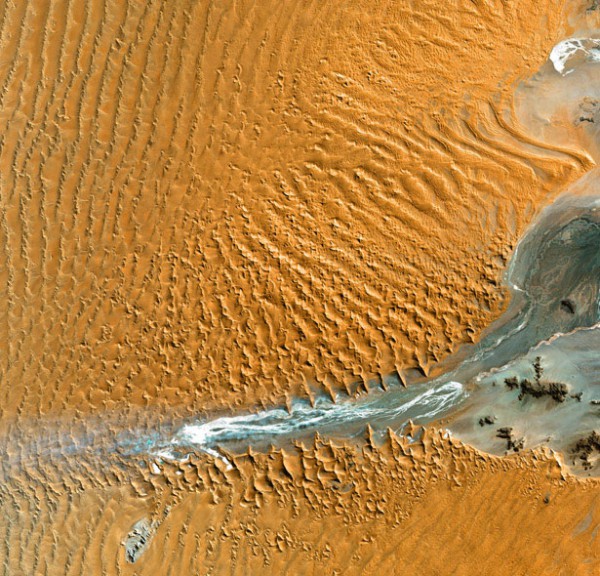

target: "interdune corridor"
[0,0,598,574]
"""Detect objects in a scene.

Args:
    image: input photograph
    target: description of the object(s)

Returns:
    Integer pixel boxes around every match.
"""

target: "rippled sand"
[0,0,599,574]
[0,0,589,419]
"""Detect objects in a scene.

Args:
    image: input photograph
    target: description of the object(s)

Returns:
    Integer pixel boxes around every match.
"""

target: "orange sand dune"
[1,428,598,574]
[0,0,598,574]
[0,0,590,418]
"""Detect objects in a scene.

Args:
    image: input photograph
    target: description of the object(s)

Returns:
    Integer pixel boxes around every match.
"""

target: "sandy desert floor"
[0,0,598,574]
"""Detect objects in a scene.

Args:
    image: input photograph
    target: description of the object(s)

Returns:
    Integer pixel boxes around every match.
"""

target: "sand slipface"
[0,0,599,574]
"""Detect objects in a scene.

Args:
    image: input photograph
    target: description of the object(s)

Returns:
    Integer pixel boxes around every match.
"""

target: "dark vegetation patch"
[504,357,574,403]
[571,431,600,471]
[575,97,600,124]
[478,415,496,427]
[496,427,525,453]
[560,299,575,314]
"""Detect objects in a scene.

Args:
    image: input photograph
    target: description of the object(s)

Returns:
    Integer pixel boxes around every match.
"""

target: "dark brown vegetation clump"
[517,379,569,402]
[559,299,576,314]
[496,427,525,453]
[504,357,572,403]
[571,431,600,470]
[478,415,496,427]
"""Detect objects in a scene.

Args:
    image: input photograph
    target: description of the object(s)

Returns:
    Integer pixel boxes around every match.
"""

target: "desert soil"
[0,0,598,574]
